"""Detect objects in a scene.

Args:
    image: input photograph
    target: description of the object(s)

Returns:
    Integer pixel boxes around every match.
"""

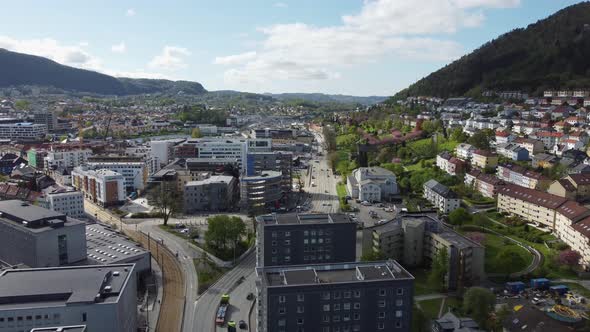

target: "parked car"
[239,320,247,329]
[361,201,371,206]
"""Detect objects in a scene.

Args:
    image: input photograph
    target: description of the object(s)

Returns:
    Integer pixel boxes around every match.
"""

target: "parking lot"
[346,199,401,227]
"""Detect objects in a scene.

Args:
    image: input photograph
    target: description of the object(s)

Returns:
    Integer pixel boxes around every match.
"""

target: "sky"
[0,0,584,96]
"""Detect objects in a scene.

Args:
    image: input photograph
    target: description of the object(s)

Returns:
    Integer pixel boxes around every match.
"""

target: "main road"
[303,130,341,213]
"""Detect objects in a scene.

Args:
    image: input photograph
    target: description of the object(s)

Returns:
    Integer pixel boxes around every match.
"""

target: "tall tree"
[463,287,496,329]
[147,181,183,226]
[428,248,449,291]
[191,127,202,138]
[205,215,246,253]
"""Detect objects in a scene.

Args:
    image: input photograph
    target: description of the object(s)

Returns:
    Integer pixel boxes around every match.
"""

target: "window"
[297,318,304,325]
[379,312,386,318]
[278,319,286,327]
[304,231,309,236]
[396,299,403,306]
[284,240,291,245]
[279,295,286,303]
[279,307,286,314]
[395,321,402,328]
[323,327,330,332]
[322,292,331,300]
[272,231,277,238]
[333,291,341,299]
[272,241,277,246]
[333,303,341,311]
[378,322,385,330]
[343,313,350,321]
[379,288,386,296]
[343,302,351,310]
[354,303,360,309]
[354,290,361,298]
[323,304,331,312]
[396,288,404,295]
[395,310,403,318]
[285,231,291,237]
[333,315,341,322]
[297,294,305,302]
[378,300,386,307]
[343,291,351,298]
[297,306,305,313]
[272,249,278,254]
[322,315,330,323]
[82,313,87,322]
[354,313,360,320]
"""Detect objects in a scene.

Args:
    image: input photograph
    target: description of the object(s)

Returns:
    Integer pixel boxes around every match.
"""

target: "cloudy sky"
[0,0,582,95]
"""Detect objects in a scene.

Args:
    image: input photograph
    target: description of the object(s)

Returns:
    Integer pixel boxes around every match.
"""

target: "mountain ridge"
[392,2,590,100]
[0,48,207,95]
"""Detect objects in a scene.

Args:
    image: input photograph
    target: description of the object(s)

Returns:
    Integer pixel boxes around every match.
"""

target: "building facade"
[256,213,357,267]
[183,175,238,213]
[423,180,460,214]
[0,264,137,332]
[347,167,399,202]
[0,122,47,141]
[71,166,126,207]
[0,200,86,267]
[240,170,283,211]
[256,261,414,332]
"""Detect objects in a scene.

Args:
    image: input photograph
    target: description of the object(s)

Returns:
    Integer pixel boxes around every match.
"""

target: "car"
[378,219,387,224]
[361,201,371,206]
[180,229,189,234]
[247,292,254,300]
[239,320,247,329]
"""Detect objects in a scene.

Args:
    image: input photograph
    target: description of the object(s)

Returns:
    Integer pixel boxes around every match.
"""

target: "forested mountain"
[393,2,590,99]
[0,48,206,95]
[266,93,387,105]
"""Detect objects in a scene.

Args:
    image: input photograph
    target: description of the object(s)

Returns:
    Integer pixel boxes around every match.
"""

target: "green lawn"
[418,298,444,320]
[194,257,228,294]
[336,182,347,199]
[483,233,533,274]
[405,158,435,172]
[409,268,440,296]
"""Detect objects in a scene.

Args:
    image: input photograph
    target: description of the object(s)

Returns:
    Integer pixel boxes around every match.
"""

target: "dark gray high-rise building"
[246,151,293,194]
[256,260,414,332]
[256,213,357,267]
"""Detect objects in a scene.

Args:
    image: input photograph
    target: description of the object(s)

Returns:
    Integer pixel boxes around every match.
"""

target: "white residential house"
[423,179,460,214]
[455,143,476,160]
[346,167,398,202]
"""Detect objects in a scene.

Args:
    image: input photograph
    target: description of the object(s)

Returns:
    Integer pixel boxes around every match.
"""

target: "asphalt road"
[136,220,201,332]
[302,133,340,214]
[193,251,257,332]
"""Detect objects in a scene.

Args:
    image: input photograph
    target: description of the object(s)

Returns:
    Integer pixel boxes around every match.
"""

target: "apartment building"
[471,150,498,169]
[496,143,529,161]
[256,261,414,332]
[514,137,545,156]
[0,264,137,332]
[246,151,293,194]
[347,167,399,202]
[436,151,466,176]
[86,155,150,191]
[71,166,126,207]
[30,326,87,332]
[363,213,485,290]
[497,184,567,229]
[255,213,356,267]
[531,131,564,149]
[0,200,86,267]
[496,164,551,190]
[465,171,504,198]
[423,180,460,214]
[45,147,92,170]
[495,130,515,145]
[40,187,85,218]
[33,109,59,132]
[183,175,238,213]
[548,173,590,202]
[27,148,48,168]
[240,170,283,211]
[455,143,476,160]
[0,122,47,141]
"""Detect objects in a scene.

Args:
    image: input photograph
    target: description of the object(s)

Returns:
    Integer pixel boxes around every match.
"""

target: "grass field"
[483,233,533,274]
[410,268,440,296]
[418,298,444,319]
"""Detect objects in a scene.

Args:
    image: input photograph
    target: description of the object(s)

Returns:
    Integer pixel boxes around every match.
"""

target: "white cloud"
[0,35,101,70]
[111,42,126,53]
[149,46,191,70]
[273,2,288,8]
[214,51,257,65]
[215,0,521,87]
[126,8,136,17]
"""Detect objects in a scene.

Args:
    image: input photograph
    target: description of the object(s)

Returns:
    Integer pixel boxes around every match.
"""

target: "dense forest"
[0,48,206,95]
[393,2,590,99]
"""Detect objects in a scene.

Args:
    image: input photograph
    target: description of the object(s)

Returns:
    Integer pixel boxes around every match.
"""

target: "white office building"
[45,148,92,170]
[0,122,47,141]
[423,179,460,214]
[40,187,85,219]
[0,264,137,332]
[347,167,399,202]
[85,160,147,192]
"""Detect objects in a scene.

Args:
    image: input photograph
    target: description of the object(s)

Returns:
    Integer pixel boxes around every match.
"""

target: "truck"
[215,294,230,326]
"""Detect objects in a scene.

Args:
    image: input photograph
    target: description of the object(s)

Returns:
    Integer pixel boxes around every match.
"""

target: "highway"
[303,130,340,213]
[192,251,257,332]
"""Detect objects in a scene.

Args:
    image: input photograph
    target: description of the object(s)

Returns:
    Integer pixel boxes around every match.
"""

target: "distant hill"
[266,92,388,105]
[393,2,590,99]
[0,48,206,95]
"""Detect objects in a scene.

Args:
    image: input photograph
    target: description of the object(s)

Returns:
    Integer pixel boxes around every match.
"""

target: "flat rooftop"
[259,261,413,287]
[30,326,87,332]
[258,213,353,226]
[0,264,134,310]
[0,200,84,233]
[86,223,149,265]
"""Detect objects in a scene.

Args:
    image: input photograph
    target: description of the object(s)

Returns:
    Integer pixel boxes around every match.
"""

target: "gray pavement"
[193,251,257,332]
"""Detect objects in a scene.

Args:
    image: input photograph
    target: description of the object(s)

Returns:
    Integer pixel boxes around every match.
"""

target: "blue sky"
[0,0,583,96]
